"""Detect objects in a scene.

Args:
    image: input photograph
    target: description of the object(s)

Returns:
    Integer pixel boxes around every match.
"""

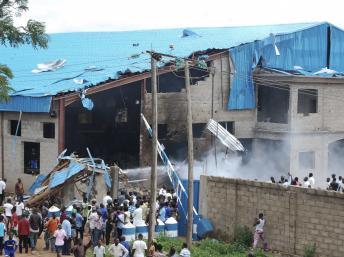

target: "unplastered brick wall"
[199,176,344,257]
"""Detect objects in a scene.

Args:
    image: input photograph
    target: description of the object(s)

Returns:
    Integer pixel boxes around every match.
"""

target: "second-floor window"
[297,89,318,115]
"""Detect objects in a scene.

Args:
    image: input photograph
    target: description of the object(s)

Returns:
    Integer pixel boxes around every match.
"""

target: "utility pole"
[148,54,158,244]
[185,61,194,248]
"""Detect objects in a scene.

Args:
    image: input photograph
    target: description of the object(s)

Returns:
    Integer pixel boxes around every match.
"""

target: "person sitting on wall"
[330,178,339,191]
[308,173,315,187]
[326,177,331,190]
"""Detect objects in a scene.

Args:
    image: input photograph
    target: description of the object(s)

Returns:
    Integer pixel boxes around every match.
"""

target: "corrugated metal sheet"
[228,23,344,109]
[1,22,344,111]
[28,174,47,194]
[0,96,52,113]
[49,161,85,188]
[103,171,112,188]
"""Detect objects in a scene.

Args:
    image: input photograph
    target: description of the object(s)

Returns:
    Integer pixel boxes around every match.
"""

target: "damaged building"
[1,22,344,190]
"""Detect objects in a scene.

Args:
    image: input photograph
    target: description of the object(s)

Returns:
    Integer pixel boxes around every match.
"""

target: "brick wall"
[199,175,344,257]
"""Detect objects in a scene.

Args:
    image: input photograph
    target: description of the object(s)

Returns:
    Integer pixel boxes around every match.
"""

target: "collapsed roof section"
[26,154,118,206]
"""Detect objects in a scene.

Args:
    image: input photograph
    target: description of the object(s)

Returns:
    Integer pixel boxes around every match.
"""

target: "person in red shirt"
[18,214,30,254]
[10,208,18,238]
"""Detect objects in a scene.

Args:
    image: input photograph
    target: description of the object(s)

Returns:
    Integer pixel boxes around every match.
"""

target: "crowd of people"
[0,178,190,257]
[269,171,344,192]
[269,172,316,188]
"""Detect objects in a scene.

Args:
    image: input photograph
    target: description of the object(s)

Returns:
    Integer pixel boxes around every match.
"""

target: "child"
[0,215,6,255]
[4,235,17,257]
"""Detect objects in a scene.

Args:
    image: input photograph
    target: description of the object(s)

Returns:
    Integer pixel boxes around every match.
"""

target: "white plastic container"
[165,217,178,237]
[122,222,136,241]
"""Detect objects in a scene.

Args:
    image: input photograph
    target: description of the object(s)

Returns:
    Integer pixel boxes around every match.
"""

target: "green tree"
[0,0,48,101]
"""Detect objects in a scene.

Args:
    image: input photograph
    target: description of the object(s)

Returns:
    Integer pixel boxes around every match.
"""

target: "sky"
[14,0,344,33]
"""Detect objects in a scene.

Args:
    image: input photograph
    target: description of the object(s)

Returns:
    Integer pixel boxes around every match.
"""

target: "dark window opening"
[10,120,21,136]
[158,124,168,139]
[219,121,234,134]
[43,123,55,139]
[328,139,344,174]
[192,123,206,138]
[299,151,315,169]
[297,89,317,115]
[24,142,40,175]
[257,84,289,124]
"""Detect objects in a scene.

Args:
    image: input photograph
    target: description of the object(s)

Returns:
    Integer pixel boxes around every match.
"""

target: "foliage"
[304,244,316,257]
[0,0,49,102]
[234,225,254,247]
[156,236,274,257]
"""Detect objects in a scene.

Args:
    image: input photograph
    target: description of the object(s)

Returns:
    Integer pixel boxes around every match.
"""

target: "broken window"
[24,142,40,175]
[43,123,55,139]
[299,151,315,169]
[10,120,21,136]
[297,89,318,114]
[192,123,206,138]
[257,84,289,124]
[219,121,235,134]
[158,124,168,139]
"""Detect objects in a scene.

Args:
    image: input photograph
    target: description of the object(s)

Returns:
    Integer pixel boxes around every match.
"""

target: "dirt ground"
[18,235,90,257]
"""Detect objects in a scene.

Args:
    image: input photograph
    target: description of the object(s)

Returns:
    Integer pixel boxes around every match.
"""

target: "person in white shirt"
[109,238,129,257]
[179,243,191,257]
[308,173,315,188]
[132,203,143,226]
[253,213,268,251]
[303,177,311,188]
[103,192,113,207]
[16,200,25,217]
[159,185,167,197]
[4,199,13,218]
[337,176,342,192]
[94,240,106,257]
[131,234,147,257]
[0,179,6,206]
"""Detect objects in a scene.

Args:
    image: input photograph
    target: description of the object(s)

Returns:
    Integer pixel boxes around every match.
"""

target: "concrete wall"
[200,175,344,257]
[141,54,255,165]
[254,74,344,187]
[0,112,58,191]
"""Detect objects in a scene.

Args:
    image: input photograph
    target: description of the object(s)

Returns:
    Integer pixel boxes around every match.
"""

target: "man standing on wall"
[0,178,6,205]
[253,213,268,251]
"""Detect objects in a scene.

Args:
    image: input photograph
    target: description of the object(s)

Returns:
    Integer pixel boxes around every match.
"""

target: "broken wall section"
[141,54,256,165]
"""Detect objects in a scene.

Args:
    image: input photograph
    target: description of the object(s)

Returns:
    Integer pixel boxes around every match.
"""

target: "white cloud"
[15,0,344,33]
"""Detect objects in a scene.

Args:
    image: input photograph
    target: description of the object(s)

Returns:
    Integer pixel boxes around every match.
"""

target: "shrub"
[234,224,253,247]
[304,243,316,257]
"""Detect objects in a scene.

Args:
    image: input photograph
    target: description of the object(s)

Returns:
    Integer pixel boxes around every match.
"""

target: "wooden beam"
[55,66,174,107]
[58,98,65,153]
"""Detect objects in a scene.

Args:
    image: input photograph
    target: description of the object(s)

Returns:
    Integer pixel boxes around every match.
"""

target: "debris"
[182,29,200,38]
[26,150,122,207]
[206,119,245,152]
[32,59,66,73]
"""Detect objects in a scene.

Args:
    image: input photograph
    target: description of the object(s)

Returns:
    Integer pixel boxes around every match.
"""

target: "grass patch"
[86,236,275,257]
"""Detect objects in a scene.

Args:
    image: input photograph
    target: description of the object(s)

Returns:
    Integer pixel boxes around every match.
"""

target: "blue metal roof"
[1,22,344,111]
[1,22,322,97]
[49,161,85,189]
[0,96,51,112]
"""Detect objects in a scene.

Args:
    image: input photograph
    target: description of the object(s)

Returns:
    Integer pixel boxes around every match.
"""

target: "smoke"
[176,140,290,183]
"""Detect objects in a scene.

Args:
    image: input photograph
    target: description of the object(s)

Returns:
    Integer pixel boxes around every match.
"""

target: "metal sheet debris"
[206,119,245,151]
